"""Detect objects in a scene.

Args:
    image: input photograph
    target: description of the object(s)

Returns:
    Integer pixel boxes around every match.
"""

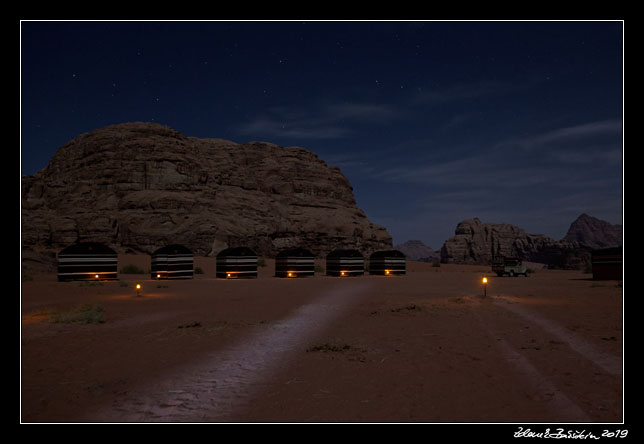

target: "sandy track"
[85,279,374,422]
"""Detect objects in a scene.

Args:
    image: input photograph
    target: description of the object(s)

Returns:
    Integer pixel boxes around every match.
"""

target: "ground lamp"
[482,277,487,297]
[136,283,141,297]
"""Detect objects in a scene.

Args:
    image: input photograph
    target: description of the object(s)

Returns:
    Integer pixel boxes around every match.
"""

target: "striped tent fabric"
[326,249,364,277]
[216,247,258,279]
[275,248,315,278]
[57,242,118,281]
[591,246,622,280]
[151,244,194,279]
[369,250,406,276]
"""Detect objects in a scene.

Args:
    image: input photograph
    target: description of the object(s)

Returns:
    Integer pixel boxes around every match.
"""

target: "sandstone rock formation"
[394,240,439,262]
[562,213,622,249]
[440,218,593,269]
[21,122,392,257]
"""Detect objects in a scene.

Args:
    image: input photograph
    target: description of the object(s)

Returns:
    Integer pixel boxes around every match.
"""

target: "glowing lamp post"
[136,283,141,297]
[482,277,487,297]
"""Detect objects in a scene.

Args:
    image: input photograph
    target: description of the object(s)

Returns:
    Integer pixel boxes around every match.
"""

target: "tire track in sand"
[86,279,374,422]
[493,296,622,377]
[469,298,593,423]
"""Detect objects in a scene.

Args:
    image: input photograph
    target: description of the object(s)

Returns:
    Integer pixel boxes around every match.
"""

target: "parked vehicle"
[492,256,530,277]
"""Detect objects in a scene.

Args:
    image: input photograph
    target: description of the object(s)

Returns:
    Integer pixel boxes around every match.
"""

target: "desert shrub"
[77,281,103,287]
[306,343,353,353]
[120,264,145,274]
[50,303,106,324]
[194,267,204,274]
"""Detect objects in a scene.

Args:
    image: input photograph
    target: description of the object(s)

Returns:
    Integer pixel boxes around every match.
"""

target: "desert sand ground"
[21,256,623,423]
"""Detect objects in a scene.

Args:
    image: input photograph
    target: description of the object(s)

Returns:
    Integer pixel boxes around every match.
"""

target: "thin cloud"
[239,101,400,140]
[498,119,623,152]
[240,116,350,140]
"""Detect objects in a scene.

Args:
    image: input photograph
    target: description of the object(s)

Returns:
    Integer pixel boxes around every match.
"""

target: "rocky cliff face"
[21,122,392,257]
[440,218,593,269]
[562,213,622,249]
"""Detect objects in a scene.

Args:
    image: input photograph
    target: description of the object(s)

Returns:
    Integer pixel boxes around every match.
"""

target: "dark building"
[369,250,406,276]
[275,248,315,278]
[216,247,258,279]
[591,247,622,280]
[326,249,364,277]
[57,242,118,281]
[151,244,194,279]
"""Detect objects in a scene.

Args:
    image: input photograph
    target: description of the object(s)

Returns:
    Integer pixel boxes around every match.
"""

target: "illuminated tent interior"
[151,244,194,279]
[275,247,315,278]
[216,247,258,278]
[57,242,118,281]
[369,250,406,276]
[326,249,364,277]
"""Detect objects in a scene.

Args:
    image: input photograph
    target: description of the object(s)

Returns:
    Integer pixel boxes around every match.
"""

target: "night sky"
[20,21,623,249]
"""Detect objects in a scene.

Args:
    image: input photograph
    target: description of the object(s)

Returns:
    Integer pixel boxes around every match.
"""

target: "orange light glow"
[227,273,232,278]
[385,269,390,275]
[482,277,488,284]
[340,271,346,276]
[287,271,294,277]
[136,284,141,290]
[95,274,99,279]
[156,274,161,279]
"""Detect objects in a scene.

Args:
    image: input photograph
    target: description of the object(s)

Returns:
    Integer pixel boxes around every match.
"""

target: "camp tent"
[591,247,622,280]
[275,247,315,278]
[326,249,364,277]
[369,250,406,276]
[151,244,194,279]
[216,247,258,278]
[57,242,118,281]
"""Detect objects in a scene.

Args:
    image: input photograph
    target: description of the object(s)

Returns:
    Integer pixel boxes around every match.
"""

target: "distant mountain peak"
[394,240,439,262]
[562,214,622,249]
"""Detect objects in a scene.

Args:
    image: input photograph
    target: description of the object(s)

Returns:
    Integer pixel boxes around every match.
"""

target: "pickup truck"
[492,256,530,277]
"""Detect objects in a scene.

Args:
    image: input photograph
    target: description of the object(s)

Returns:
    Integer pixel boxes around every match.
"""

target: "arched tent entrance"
[591,247,622,280]
[151,244,194,279]
[57,242,118,281]
[369,250,406,276]
[216,247,258,279]
[275,248,315,278]
[326,249,364,277]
